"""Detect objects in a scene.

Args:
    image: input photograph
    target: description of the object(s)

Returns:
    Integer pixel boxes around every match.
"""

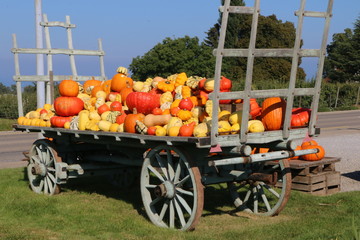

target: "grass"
[0,118,16,131]
[1,167,360,240]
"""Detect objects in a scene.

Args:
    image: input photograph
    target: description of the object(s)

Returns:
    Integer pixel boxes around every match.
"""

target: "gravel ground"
[316,130,360,192]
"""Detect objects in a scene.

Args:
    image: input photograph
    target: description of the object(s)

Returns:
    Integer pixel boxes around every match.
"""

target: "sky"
[0,0,359,87]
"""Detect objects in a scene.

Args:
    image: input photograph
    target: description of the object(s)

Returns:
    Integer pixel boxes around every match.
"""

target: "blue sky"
[0,0,359,87]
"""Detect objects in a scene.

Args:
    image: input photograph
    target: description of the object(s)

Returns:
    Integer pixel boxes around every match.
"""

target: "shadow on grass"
[20,166,236,220]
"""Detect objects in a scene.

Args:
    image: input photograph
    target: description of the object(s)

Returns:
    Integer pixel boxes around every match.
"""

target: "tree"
[129,36,215,80]
[204,0,306,82]
[324,16,360,83]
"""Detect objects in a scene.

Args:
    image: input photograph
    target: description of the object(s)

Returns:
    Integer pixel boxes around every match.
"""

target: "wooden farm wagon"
[13,0,335,231]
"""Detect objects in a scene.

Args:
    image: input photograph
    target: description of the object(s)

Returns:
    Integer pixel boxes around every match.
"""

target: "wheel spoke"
[31,155,41,164]
[166,150,175,181]
[47,167,56,172]
[176,194,192,215]
[150,196,162,207]
[35,146,44,163]
[174,198,186,228]
[260,182,280,198]
[47,172,56,185]
[158,200,169,222]
[147,165,165,182]
[264,164,280,173]
[169,199,175,228]
[258,185,271,212]
[44,149,51,166]
[44,177,50,194]
[244,189,251,203]
[176,187,194,197]
[253,186,258,213]
[174,160,182,184]
[176,175,190,187]
[145,184,157,189]
[46,176,54,194]
[155,153,169,180]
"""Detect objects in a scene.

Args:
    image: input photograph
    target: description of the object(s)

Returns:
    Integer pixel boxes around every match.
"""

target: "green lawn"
[0,167,360,240]
[0,118,16,131]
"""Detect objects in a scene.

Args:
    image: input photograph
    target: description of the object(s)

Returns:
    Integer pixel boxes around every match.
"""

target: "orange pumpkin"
[83,78,102,95]
[301,140,318,149]
[261,97,286,130]
[120,87,133,105]
[59,79,79,97]
[123,111,145,133]
[179,122,196,137]
[102,80,112,94]
[91,85,104,97]
[152,108,163,115]
[290,145,302,160]
[301,145,325,161]
[111,74,133,92]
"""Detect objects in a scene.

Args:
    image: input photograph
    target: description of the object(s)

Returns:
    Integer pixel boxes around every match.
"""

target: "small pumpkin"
[179,98,194,111]
[120,87,133,105]
[155,126,167,136]
[179,122,196,137]
[301,140,318,149]
[83,78,102,95]
[193,122,208,137]
[59,79,79,97]
[50,116,72,128]
[123,110,145,133]
[301,145,325,161]
[157,80,175,92]
[175,72,188,87]
[111,67,133,92]
[218,120,232,135]
[177,109,193,121]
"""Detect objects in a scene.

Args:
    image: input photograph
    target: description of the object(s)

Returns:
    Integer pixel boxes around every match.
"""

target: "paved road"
[1,110,359,191]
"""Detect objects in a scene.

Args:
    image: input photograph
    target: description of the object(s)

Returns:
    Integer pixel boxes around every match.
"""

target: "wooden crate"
[277,157,341,196]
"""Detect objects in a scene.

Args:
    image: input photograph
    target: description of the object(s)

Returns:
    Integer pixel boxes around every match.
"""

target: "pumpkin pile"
[17,67,313,138]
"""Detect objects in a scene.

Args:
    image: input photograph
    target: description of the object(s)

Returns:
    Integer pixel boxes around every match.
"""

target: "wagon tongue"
[248,172,278,185]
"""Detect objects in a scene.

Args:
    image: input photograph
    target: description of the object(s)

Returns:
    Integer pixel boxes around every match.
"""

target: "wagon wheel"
[227,159,291,216]
[140,145,204,231]
[27,139,62,195]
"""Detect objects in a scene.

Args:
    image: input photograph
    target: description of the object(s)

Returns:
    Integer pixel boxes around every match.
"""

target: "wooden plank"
[326,171,341,186]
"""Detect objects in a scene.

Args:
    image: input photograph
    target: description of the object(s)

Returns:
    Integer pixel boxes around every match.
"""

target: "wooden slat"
[13,75,106,82]
[213,48,321,57]
[219,6,254,14]
[11,48,104,56]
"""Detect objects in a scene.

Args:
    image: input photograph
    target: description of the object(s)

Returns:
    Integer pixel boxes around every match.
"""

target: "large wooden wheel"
[227,159,291,216]
[27,139,62,195]
[140,145,204,231]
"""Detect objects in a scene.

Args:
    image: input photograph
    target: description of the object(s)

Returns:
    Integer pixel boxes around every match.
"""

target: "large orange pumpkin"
[59,79,79,97]
[126,92,160,115]
[261,97,286,131]
[53,96,84,117]
[301,145,325,161]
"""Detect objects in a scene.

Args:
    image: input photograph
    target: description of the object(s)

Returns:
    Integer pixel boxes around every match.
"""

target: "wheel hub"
[154,181,175,199]
[31,163,47,177]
